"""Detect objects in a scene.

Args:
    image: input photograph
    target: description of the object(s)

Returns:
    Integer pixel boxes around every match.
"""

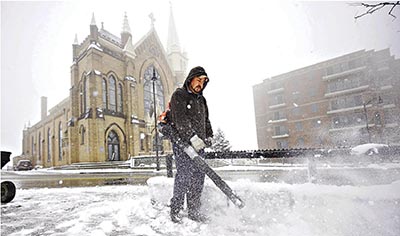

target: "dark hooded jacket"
[169,66,213,145]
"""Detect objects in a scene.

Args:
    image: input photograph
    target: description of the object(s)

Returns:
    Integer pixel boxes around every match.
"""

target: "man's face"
[190,76,208,94]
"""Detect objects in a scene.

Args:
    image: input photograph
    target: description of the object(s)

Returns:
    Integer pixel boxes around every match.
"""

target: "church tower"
[166,5,188,87]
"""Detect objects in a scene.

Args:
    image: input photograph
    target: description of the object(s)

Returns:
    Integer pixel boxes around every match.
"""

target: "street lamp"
[363,96,383,143]
[151,68,160,171]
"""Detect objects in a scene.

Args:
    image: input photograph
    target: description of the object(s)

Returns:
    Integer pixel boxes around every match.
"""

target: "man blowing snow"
[169,66,213,223]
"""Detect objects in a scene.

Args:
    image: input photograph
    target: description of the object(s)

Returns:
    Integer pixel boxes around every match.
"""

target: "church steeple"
[90,12,96,26]
[167,5,181,54]
[166,4,188,87]
[90,12,98,40]
[73,34,78,45]
[121,12,132,46]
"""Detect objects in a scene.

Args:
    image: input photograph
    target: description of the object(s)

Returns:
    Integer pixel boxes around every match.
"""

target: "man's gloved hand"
[190,135,206,152]
[204,137,213,147]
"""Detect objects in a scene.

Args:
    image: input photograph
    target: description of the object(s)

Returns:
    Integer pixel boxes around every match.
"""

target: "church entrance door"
[107,130,120,161]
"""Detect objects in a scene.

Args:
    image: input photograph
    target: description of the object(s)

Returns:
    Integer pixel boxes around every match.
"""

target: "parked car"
[350,143,389,156]
[15,160,33,171]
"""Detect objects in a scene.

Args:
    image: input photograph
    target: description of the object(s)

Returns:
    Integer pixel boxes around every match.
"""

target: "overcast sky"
[1,0,399,156]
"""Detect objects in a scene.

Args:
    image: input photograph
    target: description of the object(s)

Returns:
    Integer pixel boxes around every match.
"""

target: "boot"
[170,210,182,223]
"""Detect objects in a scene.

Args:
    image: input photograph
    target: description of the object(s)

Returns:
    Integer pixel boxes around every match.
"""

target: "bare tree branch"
[353,1,399,19]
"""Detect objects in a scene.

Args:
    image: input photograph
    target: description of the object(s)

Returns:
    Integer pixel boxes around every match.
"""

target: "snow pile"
[1,177,400,236]
[148,176,400,236]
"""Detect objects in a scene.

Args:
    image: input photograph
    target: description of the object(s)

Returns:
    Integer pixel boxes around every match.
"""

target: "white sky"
[1,0,400,155]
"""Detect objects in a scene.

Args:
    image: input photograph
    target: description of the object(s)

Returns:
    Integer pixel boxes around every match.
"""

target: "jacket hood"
[183,66,209,94]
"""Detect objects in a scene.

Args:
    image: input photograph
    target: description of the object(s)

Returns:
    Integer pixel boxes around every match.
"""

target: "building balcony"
[324,85,369,98]
[329,124,373,133]
[269,103,286,110]
[327,105,368,115]
[267,87,284,95]
[322,66,366,81]
[272,134,289,139]
[268,118,288,124]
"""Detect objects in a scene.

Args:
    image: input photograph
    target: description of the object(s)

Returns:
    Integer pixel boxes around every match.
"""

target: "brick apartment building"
[253,49,400,149]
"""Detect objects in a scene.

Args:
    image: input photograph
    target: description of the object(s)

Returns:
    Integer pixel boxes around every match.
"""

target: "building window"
[274,125,288,136]
[84,77,89,112]
[143,65,165,118]
[297,137,305,147]
[295,122,303,131]
[292,91,300,101]
[331,95,363,110]
[31,136,35,156]
[327,75,365,93]
[80,85,83,114]
[47,128,52,163]
[293,107,301,116]
[109,76,116,111]
[80,125,86,145]
[38,132,42,161]
[309,88,317,97]
[332,113,365,129]
[58,122,63,161]
[102,78,108,109]
[140,132,146,151]
[118,83,123,112]
[273,111,286,120]
[276,140,288,149]
[270,94,284,106]
[311,119,322,128]
[311,103,319,113]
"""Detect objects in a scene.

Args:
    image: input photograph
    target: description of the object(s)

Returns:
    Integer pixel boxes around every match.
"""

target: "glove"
[190,135,206,152]
[204,137,213,147]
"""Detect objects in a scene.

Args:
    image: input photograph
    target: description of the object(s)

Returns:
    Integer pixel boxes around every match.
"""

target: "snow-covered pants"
[170,144,205,215]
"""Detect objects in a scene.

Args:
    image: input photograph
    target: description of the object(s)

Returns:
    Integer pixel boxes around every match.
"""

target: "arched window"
[143,65,164,118]
[102,78,108,109]
[80,125,85,145]
[38,132,42,161]
[31,136,35,156]
[118,83,123,112]
[85,77,89,112]
[47,128,52,162]
[80,85,83,114]
[109,76,116,111]
[58,122,63,161]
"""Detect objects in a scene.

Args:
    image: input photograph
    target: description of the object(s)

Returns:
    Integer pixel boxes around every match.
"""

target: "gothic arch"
[104,123,126,161]
[139,59,170,95]
[104,123,126,144]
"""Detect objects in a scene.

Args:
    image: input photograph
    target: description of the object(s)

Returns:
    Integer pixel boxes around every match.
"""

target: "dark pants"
[170,144,205,216]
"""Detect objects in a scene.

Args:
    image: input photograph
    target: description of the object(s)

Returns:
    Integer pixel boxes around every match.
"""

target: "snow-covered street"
[2,174,400,236]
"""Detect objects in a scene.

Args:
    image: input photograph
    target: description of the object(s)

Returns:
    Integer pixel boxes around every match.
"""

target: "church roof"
[98,29,123,47]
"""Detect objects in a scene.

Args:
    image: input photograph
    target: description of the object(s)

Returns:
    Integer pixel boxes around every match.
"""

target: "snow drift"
[1,176,399,236]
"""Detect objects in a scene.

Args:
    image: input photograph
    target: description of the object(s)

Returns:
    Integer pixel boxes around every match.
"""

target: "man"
[169,66,213,223]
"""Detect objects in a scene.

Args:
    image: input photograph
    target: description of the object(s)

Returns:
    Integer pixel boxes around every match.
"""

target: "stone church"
[21,9,188,168]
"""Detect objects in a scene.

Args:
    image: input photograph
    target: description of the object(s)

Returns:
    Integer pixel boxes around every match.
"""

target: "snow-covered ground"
[2,174,400,236]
